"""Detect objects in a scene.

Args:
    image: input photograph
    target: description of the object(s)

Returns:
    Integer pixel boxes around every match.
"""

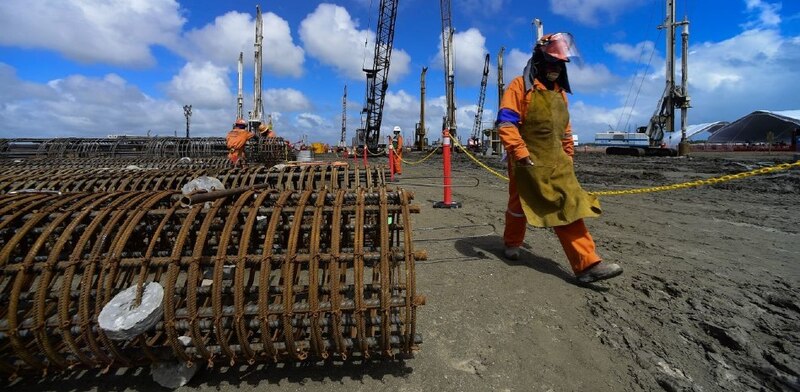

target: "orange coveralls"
[497,76,601,274]
[392,134,403,175]
[226,128,253,166]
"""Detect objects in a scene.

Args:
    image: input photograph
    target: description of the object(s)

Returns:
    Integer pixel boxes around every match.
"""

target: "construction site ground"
[18,150,800,392]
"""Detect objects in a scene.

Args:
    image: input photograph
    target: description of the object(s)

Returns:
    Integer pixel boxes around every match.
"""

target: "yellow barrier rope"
[448,133,800,196]
[399,147,440,165]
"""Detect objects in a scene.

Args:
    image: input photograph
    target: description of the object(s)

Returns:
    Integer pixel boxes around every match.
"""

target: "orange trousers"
[392,150,403,174]
[504,162,601,274]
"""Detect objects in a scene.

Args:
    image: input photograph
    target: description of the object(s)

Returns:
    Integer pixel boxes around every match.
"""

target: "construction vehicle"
[355,0,399,155]
[607,0,689,157]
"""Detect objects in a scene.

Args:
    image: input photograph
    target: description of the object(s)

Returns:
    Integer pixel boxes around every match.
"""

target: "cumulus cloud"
[0,63,243,138]
[0,0,184,67]
[605,41,658,63]
[178,11,304,77]
[165,62,233,108]
[435,28,491,87]
[264,88,312,112]
[743,0,782,28]
[299,3,410,82]
[549,0,646,26]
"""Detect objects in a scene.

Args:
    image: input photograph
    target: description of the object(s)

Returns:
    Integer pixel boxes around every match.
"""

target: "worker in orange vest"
[496,32,621,284]
[391,126,403,175]
[226,118,253,168]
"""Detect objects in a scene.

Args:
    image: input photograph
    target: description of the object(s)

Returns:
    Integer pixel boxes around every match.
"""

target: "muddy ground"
[17,150,800,391]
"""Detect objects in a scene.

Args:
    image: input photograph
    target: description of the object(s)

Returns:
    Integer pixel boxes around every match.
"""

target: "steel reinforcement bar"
[0,164,388,194]
[0,187,423,377]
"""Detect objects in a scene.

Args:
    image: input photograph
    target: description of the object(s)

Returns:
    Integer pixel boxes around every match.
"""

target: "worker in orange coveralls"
[258,123,276,138]
[226,118,253,168]
[391,126,403,176]
[496,32,622,284]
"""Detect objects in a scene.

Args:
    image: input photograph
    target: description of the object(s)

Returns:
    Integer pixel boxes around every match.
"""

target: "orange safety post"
[362,146,367,168]
[433,129,461,208]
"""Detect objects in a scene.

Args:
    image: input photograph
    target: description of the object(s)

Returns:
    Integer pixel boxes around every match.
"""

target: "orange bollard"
[433,129,461,208]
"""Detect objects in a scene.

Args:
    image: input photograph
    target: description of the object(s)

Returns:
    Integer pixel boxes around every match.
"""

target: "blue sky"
[1,0,799,145]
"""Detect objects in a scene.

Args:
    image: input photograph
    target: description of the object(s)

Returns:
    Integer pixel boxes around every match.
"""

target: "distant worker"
[226,118,253,168]
[496,32,622,284]
[258,123,276,138]
[391,126,403,175]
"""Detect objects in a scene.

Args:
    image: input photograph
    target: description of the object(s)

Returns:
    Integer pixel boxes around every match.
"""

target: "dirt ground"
[17,149,800,391]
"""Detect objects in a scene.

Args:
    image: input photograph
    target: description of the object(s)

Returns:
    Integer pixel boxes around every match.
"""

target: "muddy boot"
[503,246,520,261]
[576,262,622,284]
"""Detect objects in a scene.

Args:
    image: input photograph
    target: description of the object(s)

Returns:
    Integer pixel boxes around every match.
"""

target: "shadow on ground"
[9,358,414,391]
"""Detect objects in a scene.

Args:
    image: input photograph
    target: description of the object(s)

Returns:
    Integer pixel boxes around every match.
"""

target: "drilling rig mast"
[440,0,457,139]
[470,54,490,150]
[645,0,690,155]
[339,85,347,149]
[236,52,244,120]
[489,47,505,156]
[249,5,265,133]
[415,67,428,150]
[356,0,399,154]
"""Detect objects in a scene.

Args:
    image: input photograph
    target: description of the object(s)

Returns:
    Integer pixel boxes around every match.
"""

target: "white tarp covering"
[662,121,729,148]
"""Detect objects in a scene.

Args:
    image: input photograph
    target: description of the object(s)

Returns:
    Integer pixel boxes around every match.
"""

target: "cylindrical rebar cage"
[0,187,423,377]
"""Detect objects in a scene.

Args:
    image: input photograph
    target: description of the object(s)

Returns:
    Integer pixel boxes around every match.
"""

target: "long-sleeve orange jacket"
[496,76,574,162]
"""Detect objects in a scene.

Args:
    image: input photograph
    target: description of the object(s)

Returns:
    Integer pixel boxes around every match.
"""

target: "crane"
[356,0,399,154]
[414,67,428,151]
[440,0,457,139]
[470,54,490,151]
[339,85,347,149]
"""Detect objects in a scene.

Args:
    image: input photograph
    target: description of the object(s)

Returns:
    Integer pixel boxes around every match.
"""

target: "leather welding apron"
[513,88,601,227]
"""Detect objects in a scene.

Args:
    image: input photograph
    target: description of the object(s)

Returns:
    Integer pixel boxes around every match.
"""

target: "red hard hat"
[235,118,247,126]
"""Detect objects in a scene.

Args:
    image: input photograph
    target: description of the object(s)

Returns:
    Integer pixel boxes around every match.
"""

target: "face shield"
[537,33,582,66]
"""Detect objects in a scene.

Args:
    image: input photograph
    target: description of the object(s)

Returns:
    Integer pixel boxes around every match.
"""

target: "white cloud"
[179,11,304,77]
[296,113,326,129]
[605,41,658,63]
[435,28,490,87]
[299,3,410,82]
[0,0,184,67]
[264,88,312,112]
[165,62,233,108]
[743,0,782,28]
[549,0,645,26]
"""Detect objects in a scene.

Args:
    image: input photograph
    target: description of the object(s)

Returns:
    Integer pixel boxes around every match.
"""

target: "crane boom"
[471,54,490,142]
[358,0,399,153]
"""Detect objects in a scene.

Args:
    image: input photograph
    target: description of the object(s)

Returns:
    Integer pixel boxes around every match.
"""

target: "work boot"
[503,246,520,261]
[576,262,623,284]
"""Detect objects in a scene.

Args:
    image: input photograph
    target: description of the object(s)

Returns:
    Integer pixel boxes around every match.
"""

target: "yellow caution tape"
[399,147,440,165]
[448,132,800,196]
